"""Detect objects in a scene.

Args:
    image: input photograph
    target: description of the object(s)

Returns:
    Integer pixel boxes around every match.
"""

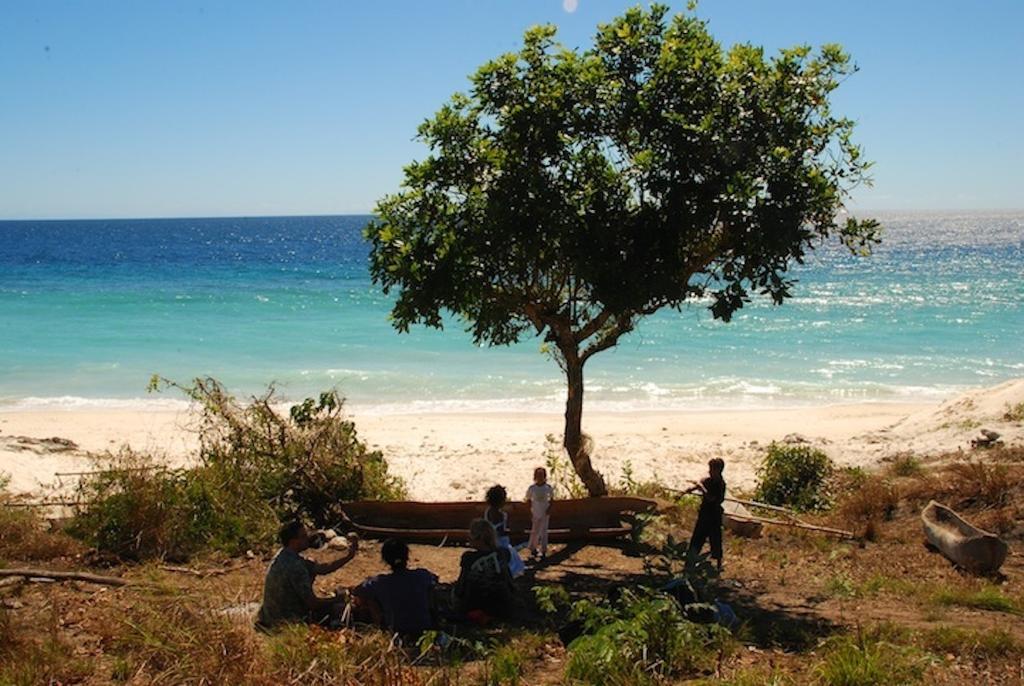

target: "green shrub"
[68,378,406,560]
[67,449,279,561]
[755,443,834,512]
[563,588,734,684]
[888,455,923,477]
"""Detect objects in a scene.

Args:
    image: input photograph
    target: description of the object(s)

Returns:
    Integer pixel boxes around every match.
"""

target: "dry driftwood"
[725,513,855,539]
[0,568,130,587]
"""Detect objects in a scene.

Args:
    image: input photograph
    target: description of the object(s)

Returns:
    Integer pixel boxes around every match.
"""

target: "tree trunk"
[563,355,607,497]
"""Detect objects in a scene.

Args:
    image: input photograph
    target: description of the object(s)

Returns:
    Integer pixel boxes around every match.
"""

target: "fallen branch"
[724,496,801,518]
[4,499,86,508]
[726,514,854,539]
[0,568,130,587]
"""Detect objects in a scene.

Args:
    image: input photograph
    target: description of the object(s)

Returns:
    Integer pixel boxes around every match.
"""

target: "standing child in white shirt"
[525,467,554,561]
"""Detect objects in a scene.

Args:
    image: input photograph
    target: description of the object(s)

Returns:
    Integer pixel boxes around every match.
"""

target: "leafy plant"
[755,443,835,512]
[366,3,879,495]
[68,378,406,560]
[563,587,734,684]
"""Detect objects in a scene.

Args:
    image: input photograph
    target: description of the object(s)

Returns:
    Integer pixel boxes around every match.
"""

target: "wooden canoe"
[723,501,763,538]
[337,497,658,544]
[921,500,1008,574]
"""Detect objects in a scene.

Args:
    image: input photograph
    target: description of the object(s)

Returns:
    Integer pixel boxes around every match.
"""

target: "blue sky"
[1,1,1021,219]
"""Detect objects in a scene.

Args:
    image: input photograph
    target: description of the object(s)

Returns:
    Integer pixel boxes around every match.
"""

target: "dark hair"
[709,458,725,472]
[381,538,409,570]
[485,484,507,507]
[278,520,305,546]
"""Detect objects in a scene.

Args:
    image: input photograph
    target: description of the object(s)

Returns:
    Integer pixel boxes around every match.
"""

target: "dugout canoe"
[921,500,1008,574]
[337,497,658,543]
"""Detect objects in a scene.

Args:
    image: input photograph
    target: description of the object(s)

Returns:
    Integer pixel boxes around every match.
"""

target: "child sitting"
[454,518,515,621]
[484,485,525,578]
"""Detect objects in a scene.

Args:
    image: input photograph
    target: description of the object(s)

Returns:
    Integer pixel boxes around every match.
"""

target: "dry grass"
[0,478,83,562]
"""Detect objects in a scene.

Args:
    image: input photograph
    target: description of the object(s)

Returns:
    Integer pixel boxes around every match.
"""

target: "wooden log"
[723,496,801,518]
[0,568,130,587]
[726,513,854,539]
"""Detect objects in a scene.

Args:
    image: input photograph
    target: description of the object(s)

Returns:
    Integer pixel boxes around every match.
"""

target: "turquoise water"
[0,212,1021,412]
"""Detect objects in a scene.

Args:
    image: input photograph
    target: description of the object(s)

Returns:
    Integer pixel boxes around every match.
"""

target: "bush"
[67,449,279,561]
[68,378,406,560]
[836,474,899,536]
[754,443,835,512]
[561,588,734,684]
[0,474,81,562]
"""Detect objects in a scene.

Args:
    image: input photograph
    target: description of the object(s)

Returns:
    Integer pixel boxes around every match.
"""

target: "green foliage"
[888,455,923,477]
[69,378,406,560]
[815,629,925,686]
[755,443,834,512]
[366,3,878,492]
[533,584,572,615]
[563,587,734,684]
[67,449,279,561]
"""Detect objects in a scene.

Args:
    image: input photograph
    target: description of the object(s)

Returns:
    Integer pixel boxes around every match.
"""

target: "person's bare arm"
[312,535,359,576]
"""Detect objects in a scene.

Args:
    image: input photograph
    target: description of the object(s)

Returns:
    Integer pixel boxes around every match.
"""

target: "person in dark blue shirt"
[354,539,437,636]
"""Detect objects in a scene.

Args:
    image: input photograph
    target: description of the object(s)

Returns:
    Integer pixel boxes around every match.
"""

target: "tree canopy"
[366,4,879,495]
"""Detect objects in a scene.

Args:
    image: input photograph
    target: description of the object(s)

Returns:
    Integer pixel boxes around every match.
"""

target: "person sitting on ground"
[255,520,359,630]
[484,484,525,578]
[352,538,438,637]
[454,518,515,621]
[683,457,727,571]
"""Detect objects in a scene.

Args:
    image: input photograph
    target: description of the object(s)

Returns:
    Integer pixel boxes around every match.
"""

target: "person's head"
[468,518,497,550]
[709,458,725,477]
[533,467,547,485]
[279,520,309,552]
[485,484,507,508]
[381,538,409,572]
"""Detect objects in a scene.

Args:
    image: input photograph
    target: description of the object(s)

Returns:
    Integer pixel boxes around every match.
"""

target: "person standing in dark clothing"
[684,458,726,571]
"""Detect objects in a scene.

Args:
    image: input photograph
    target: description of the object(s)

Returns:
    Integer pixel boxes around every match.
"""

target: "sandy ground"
[2,379,1022,500]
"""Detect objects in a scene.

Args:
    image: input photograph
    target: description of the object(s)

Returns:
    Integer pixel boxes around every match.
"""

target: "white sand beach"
[3,379,1022,500]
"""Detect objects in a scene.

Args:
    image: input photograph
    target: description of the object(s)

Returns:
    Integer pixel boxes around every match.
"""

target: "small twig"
[158,562,248,578]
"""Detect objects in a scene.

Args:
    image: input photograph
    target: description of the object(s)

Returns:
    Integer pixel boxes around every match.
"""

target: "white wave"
[1,395,192,412]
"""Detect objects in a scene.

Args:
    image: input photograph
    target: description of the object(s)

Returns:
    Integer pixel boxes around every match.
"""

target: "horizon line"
[2,207,1024,223]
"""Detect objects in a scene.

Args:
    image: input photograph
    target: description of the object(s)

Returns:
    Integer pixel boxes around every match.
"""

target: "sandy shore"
[2,379,1022,500]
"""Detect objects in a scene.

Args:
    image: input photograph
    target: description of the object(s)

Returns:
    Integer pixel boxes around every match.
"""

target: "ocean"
[1,212,1021,413]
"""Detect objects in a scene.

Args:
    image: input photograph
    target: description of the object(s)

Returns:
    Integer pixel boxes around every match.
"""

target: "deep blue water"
[1,212,1021,412]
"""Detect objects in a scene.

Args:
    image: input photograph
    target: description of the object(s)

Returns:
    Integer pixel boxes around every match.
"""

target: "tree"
[365,5,880,496]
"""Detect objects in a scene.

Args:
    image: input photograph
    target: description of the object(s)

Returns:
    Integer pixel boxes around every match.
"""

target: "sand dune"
[2,380,1021,501]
